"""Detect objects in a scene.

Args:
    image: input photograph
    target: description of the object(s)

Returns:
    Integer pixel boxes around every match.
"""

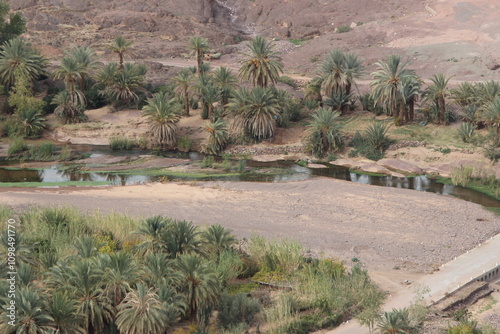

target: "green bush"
[2,117,23,138]
[285,314,319,334]
[58,145,72,161]
[336,25,351,33]
[218,292,261,329]
[277,76,297,88]
[7,137,28,156]
[109,136,135,151]
[200,156,215,168]
[177,135,192,152]
[364,121,391,152]
[28,142,56,160]
[458,122,476,143]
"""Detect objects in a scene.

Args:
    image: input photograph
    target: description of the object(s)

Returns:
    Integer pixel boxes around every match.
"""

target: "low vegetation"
[0,205,384,334]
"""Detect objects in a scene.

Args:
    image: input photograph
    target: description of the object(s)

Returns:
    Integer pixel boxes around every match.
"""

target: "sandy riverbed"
[2,177,499,288]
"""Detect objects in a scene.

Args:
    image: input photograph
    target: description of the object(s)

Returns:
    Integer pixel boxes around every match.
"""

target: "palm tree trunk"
[119,53,124,70]
[197,54,202,76]
[346,81,352,95]
[184,88,190,116]
[409,97,415,122]
[438,96,446,123]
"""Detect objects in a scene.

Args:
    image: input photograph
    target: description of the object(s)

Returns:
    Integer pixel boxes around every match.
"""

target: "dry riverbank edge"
[2,177,500,292]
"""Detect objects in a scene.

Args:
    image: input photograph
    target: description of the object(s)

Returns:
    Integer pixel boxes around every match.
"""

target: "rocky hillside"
[9,0,500,80]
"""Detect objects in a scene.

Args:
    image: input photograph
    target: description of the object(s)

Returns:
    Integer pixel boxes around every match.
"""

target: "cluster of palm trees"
[0,214,240,333]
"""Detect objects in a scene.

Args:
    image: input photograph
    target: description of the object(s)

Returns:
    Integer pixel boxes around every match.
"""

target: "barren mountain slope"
[10,0,500,80]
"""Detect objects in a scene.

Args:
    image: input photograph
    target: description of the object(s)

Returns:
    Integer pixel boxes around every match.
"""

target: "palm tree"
[52,90,86,124]
[53,56,86,107]
[108,36,133,69]
[66,46,102,91]
[116,283,169,334]
[13,107,45,138]
[143,253,181,287]
[370,55,417,124]
[103,252,141,307]
[47,260,113,334]
[401,76,421,122]
[423,74,450,123]
[161,220,201,258]
[98,62,146,108]
[304,77,324,105]
[174,68,194,116]
[319,49,363,96]
[229,87,280,139]
[188,36,210,76]
[1,287,54,333]
[194,75,220,120]
[213,66,238,109]
[157,283,188,324]
[0,38,47,89]
[142,91,181,146]
[134,215,171,254]
[307,108,344,158]
[324,90,354,114]
[482,97,500,133]
[176,253,220,318]
[377,308,414,334]
[47,292,86,334]
[203,119,229,155]
[202,224,236,257]
[239,36,284,88]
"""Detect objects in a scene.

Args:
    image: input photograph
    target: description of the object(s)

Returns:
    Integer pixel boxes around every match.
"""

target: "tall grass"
[248,235,304,278]
[7,137,28,156]
[265,293,299,334]
[27,142,56,160]
[109,136,136,151]
[18,206,141,258]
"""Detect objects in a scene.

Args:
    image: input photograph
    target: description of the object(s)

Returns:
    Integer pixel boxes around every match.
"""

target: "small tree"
[0,1,26,45]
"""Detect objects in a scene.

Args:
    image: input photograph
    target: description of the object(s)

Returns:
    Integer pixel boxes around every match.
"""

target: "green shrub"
[458,122,476,143]
[236,160,246,173]
[278,76,297,88]
[307,108,344,158]
[58,146,72,161]
[218,292,261,329]
[109,136,135,151]
[177,135,192,152]
[364,121,391,152]
[336,25,351,33]
[7,137,28,156]
[28,142,56,160]
[285,314,320,334]
[200,156,215,168]
[2,117,23,138]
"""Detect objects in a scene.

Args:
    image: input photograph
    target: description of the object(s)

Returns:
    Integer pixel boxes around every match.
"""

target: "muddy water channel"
[1,146,500,208]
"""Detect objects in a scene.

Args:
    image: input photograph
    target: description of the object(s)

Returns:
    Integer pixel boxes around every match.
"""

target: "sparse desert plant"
[336,25,351,33]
